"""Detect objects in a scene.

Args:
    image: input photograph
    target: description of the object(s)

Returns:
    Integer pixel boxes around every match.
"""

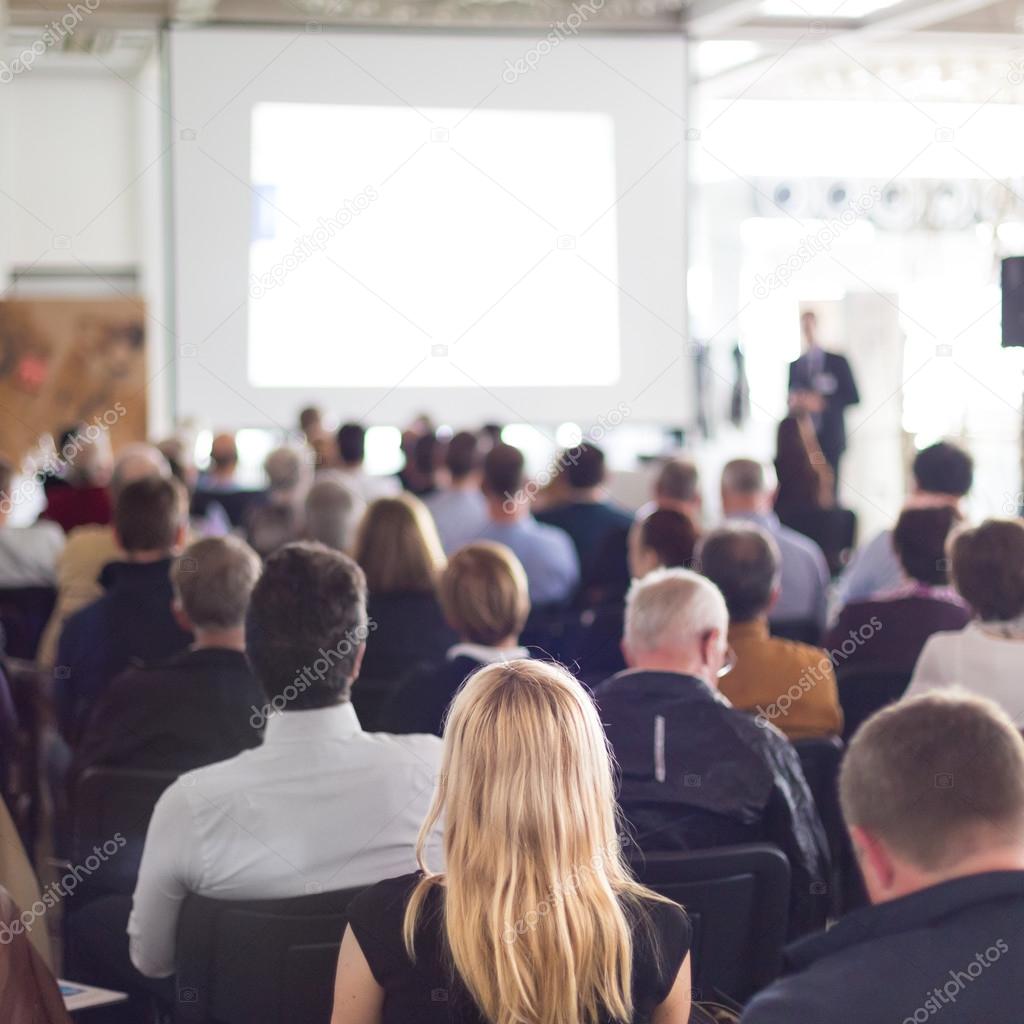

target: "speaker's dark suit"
[788,349,859,473]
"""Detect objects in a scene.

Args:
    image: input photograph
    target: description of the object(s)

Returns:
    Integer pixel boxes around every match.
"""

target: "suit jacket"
[595,669,830,936]
[788,350,859,462]
[71,647,264,780]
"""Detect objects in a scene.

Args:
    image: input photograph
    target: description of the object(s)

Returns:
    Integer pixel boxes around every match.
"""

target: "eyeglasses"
[717,646,737,678]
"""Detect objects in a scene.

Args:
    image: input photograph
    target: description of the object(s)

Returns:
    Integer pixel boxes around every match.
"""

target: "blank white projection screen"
[169,28,688,426]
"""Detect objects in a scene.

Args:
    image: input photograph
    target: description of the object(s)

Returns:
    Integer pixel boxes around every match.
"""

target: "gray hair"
[624,567,728,655]
[305,477,362,552]
[111,444,170,497]
[171,535,262,629]
[264,446,307,494]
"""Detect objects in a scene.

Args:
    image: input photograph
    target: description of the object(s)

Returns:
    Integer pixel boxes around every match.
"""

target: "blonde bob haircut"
[404,659,671,1024]
[439,542,530,646]
[353,493,445,595]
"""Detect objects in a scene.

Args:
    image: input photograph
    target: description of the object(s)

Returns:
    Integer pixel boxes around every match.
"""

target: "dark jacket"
[71,647,264,780]
[595,669,829,935]
[788,350,859,465]
[826,592,971,676]
[743,871,1024,1023]
[54,559,192,742]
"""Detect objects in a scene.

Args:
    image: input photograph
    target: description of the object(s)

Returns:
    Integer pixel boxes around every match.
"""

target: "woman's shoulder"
[349,871,425,918]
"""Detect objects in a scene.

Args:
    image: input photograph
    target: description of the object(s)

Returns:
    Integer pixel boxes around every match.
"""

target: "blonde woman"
[331,660,692,1024]
[352,494,456,727]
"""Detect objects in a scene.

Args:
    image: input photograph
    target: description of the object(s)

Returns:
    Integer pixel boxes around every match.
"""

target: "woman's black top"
[348,872,691,1024]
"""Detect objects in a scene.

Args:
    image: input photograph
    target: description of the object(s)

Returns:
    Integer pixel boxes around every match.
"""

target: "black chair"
[70,767,179,897]
[836,666,912,741]
[769,618,823,645]
[190,489,267,529]
[630,843,790,1005]
[174,887,364,1024]
[0,586,57,661]
[778,507,857,577]
[793,736,846,912]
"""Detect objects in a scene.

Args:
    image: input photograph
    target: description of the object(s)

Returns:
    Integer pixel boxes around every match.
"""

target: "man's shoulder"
[764,634,832,673]
[774,522,825,562]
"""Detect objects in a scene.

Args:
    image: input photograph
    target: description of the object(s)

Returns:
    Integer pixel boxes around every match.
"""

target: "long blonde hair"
[404,660,667,1024]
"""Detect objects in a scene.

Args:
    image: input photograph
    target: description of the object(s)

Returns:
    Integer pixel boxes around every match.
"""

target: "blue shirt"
[729,512,830,629]
[424,487,489,555]
[474,517,580,606]
[832,528,902,612]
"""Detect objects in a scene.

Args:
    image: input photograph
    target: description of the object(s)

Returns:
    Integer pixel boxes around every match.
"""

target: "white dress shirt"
[906,621,1024,725]
[128,702,442,978]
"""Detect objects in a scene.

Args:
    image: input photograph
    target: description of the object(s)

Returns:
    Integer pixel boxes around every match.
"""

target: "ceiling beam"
[686,0,767,36]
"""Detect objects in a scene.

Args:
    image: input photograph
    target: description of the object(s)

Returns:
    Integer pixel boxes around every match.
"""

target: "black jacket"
[381,653,486,737]
[594,669,829,936]
[71,646,264,780]
[743,871,1024,1023]
[788,350,859,464]
[55,559,192,742]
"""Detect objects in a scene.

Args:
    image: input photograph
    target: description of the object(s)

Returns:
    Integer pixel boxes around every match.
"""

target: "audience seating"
[0,586,57,661]
[71,767,179,897]
[836,666,912,742]
[174,887,363,1024]
[190,489,267,529]
[630,843,790,1005]
[793,736,848,913]
[778,507,857,577]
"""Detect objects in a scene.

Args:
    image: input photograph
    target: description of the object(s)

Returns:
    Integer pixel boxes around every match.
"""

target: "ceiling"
[3,0,1024,90]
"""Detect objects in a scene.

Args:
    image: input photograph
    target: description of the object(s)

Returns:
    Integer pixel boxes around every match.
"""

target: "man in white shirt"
[0,459,65,587]
[128,541,442,980]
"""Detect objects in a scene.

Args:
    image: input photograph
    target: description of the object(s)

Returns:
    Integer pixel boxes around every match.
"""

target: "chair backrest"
[630,843,790,1005]
[778,508,857,577]
[175,887,364,1024]
[71,767,179,896]
[793,736,847,912]
[0,587,57,661]
[836,666,912,741]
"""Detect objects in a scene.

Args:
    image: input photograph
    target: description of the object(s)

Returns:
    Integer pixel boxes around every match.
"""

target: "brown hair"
[638,508,698,570]
[655,458,699,503]
[354,493,445,595]
[774,415,833,514]
[114,476,186,553]
[439,542,530,646]
[950,518,1024,622]
[839,692,1024,870]
[892,506,960,586]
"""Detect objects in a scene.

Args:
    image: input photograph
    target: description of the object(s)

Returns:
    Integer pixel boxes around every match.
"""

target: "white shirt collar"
[263,702,362,743]
[446,642,529,664]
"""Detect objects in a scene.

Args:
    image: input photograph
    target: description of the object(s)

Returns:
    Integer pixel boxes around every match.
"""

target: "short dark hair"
[912,442,973,497]
[892,507,959,586]
[564,443,606,489]
[951,519,1024,622]
[697,525,779,622]
[245,542,368,708]
[336,423,365,465]
[840,692,1024,870]
[114,476,184,553]
[412,432,439,476]
[655,458,700,503]
[638,509,698,570]
[483,444,525,499]
[445,431,480,481]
